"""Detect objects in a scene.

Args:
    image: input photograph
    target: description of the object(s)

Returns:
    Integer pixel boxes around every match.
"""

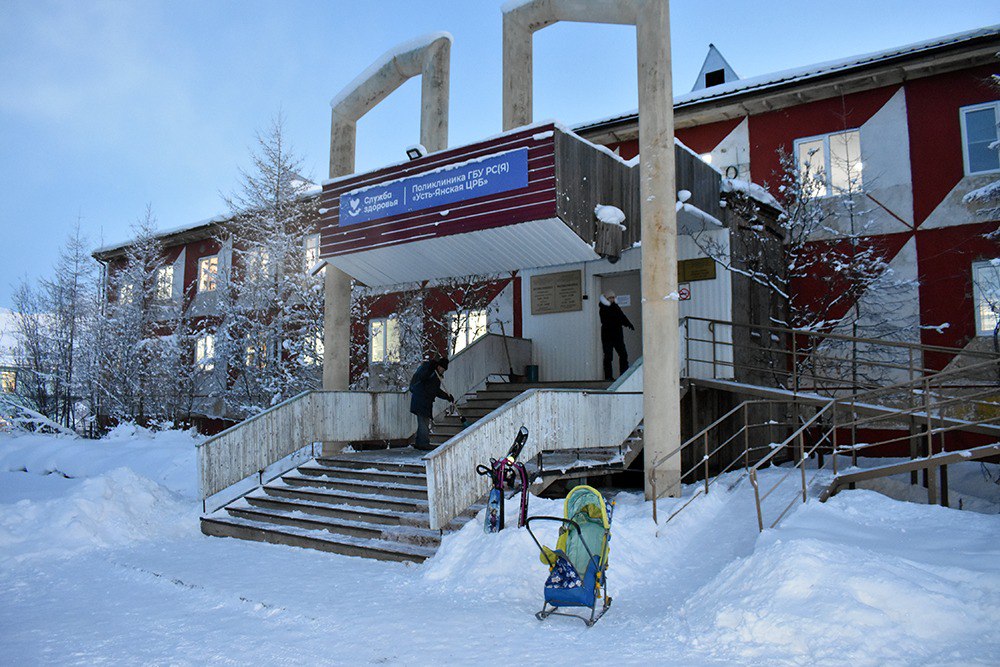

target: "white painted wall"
[520,231,734,382]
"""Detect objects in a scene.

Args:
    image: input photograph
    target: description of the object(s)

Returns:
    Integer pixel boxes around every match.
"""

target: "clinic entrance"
[598,270,642,381]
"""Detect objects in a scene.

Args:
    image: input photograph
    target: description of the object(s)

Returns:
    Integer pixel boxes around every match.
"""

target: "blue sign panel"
[339,147,529,226]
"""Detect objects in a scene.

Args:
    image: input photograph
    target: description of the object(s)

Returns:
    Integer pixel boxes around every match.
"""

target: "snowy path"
[2,429,999,665]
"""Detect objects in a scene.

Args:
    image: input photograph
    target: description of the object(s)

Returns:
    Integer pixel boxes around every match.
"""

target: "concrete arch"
[324,33,452,391]
[501,0,680,498]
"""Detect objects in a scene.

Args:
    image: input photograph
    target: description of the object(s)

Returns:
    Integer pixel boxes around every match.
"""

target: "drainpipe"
[502,0,680,500]
[323,33,452,390]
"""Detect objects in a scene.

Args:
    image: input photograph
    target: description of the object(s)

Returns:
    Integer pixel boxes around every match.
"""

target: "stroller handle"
[524,515,602,567]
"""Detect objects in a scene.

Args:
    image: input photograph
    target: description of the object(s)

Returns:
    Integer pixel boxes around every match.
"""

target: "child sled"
[525,485,614,627]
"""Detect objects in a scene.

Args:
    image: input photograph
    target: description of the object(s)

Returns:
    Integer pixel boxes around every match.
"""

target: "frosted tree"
[9,221,99,429]
[213,114,323,414]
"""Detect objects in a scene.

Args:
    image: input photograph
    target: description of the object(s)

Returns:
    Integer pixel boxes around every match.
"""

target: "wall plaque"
[678,257,716,282]
[530,270,582,315]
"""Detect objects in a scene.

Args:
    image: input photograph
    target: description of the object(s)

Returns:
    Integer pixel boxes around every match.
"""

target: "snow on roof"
[577,24,1000,132]
[329,32,454,109]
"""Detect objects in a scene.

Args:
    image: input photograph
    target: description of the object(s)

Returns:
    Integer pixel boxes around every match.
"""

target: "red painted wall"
[905,64,1000,226]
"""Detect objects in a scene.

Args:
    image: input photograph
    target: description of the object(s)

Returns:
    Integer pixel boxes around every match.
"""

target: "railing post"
[750,469,764,532]
[743,402,750,470]
[791,334,798,393]
[710,322,718,379]
[832,406,839,475]
[923,379,939,505]
[703,432,710,495]
[798,430,807,503]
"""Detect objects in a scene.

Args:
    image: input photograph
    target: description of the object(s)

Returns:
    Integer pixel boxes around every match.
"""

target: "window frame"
[368,317,400,364]
[448,308,489,355]
[154,265,174,301]
[959,101,1000,176]
[195,334,216,371]
[793,128,863,197]
[972,259,1000,337]
[198,255,219,293]
[303,233,321,272]
[1,369,16,394]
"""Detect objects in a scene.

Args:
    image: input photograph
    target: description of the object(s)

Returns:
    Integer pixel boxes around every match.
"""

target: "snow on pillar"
[324,33,452,390]
[501,0,680,499]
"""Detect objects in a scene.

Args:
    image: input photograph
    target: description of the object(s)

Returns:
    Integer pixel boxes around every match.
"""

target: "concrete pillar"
[323,33,452,390]
[500,0,681,499]
[635,0,680,500]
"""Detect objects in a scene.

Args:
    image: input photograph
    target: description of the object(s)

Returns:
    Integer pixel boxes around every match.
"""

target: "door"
[598,271,643,378]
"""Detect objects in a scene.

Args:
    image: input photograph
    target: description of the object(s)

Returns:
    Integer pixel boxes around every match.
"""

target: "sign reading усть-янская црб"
[338,148,529,226]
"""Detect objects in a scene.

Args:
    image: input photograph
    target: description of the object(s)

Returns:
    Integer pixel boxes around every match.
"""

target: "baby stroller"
[525,485,614,626]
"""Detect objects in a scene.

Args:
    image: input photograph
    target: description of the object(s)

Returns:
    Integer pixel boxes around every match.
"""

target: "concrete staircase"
[202,379,616,560]
[430,379,612,448]
[201,449,482,563]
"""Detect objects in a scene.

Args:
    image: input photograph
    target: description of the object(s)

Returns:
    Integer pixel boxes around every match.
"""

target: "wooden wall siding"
[675,146,725,226]
[554,128,640,259]
[319,125,558,259]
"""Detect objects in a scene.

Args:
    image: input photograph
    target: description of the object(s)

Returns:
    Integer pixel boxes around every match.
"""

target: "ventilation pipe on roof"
[323,33,452,391]
[502,0,680,501]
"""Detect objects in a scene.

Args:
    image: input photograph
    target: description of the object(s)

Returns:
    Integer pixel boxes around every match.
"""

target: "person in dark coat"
[408,357,454,451]
[599,290,634,380]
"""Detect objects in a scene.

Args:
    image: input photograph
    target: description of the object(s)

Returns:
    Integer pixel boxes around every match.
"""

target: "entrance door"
[598,271,643,379]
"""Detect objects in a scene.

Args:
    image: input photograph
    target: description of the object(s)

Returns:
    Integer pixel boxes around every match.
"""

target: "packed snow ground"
[1,428,999,665]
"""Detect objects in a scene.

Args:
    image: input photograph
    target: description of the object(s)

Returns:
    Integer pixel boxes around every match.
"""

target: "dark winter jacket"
[599,297,634,342]
[408,360,452,417]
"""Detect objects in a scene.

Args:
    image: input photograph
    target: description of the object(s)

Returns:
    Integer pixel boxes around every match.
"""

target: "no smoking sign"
[678,284,691,301]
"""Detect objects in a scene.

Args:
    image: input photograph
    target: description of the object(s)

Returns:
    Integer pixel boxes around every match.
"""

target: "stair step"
[200,515,436,563]
[245,493,428,527]
[297,464,427,486]
[316,455,425,474]
[485,380,611,391]
[223,502,442,547]
[263,481,428,512]
[281,474,428,500]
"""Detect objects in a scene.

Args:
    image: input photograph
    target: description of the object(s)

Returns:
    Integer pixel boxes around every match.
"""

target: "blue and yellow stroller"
[525,485,614,626]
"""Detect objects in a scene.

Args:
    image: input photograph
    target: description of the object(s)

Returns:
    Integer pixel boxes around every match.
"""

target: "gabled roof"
[691,44,740,92]
[577,24,1000,133]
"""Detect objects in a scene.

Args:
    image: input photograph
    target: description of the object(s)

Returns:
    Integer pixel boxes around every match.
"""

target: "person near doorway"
[408,357,454,451]
[599,291,634,380]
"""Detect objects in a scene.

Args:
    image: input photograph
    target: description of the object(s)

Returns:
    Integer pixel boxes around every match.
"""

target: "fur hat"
[435,357,449,370]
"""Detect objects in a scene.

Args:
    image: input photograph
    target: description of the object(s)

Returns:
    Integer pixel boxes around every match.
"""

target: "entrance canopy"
[318,122,726,287]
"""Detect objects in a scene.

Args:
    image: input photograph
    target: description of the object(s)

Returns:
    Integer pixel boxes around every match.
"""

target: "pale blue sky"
[1,0,998,308]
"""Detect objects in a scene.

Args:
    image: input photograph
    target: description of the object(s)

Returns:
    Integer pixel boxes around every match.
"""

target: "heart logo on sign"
[348,198,361,216]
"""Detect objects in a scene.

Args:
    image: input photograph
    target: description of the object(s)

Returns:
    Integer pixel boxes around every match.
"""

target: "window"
[198,256,219,293]
[245,337,268,369]
[118,281,135,305]
[195,334,215,371]
[449,309,488,355]
[704,68,725,88]
[794,129,862,197]
[155,265,174,301]
[303,234,321,272]
[972,259,1000,336]
[960,102,1000,175]
[1,370,15,393]
[369,317,400,363]
[244,247,269,278]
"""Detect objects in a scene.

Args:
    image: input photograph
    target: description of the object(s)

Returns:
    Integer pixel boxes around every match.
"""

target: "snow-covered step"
[316,455,425,475]
[262,480,429,513]
[200,514,437,563]
[282,473,428,500]
[222,501,443,548]
[297,463,427,486]
[244,491,429,528]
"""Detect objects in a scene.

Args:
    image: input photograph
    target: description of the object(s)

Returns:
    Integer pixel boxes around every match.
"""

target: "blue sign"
[339,147,529,226]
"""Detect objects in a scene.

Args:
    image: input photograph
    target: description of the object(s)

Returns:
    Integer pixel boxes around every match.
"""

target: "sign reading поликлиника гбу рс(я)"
[338,148,529,226]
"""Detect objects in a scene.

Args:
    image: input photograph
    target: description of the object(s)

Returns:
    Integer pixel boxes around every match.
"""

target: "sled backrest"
[563,485,610,574]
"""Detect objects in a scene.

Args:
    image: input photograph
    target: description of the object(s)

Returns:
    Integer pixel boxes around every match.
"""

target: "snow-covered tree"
[212,114,323,414]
